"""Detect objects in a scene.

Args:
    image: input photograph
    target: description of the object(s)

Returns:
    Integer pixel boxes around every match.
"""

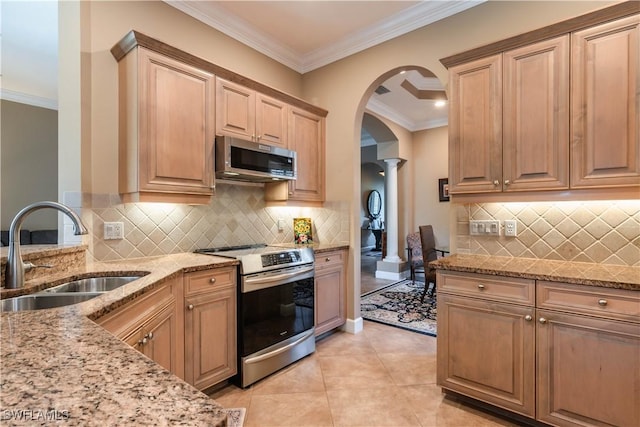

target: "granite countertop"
[430,254,640,291]
[0,252,239,426]
[273,242,349,254]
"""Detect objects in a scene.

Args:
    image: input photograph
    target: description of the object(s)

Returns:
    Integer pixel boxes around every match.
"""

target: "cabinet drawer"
[537,281,640,323]
[438,271,535,305]
[315,250,346,270]
[184,267,236,296]
[97,280,176,338]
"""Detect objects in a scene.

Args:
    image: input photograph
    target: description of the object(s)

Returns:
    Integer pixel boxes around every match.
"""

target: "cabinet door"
[503,35,569,191]
[437,294,535,417]
[537,310,640,427]
[216,78,256,140]
[287,107,325,202]
[449,54,503,194]
[256,93,288,147]
[141,302,184,379]
[138,48,215,195]
[314,251,346,336]
[571,15,640,188]
[184,286,237,390]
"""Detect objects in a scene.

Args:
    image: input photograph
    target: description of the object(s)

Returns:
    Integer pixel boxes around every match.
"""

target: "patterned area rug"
[361,280,437,336]
[225,408,246,427]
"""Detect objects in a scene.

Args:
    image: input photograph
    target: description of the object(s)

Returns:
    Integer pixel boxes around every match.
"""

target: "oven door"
[239,272,314,358]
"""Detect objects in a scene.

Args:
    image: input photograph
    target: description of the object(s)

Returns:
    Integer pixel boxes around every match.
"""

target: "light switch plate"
[469,220,500,236]
[277,218,285,231]
[104,222,124,240]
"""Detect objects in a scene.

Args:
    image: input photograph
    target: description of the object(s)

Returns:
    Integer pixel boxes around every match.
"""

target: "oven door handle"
[243,265,315,291]
[244,329,316,365]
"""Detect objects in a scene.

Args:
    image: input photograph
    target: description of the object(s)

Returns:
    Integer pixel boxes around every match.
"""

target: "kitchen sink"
[42,276,142,293]
[1,293,102,312]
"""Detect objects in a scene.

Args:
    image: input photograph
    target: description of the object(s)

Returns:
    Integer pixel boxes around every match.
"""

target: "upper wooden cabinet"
[449,36,570,194]
[117,47,215,204]
[444,5,639,197]
[216,78,288,147]
[571,14,640,188]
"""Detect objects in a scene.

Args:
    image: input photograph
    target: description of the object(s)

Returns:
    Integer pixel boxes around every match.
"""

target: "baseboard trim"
[344,317,363,334]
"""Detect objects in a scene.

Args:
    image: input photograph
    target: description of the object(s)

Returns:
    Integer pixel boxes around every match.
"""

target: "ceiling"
[1,1,483,133]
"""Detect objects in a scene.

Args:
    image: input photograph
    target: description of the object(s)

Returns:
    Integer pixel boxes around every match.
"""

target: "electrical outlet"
[104,222,124,240]
[277,218,285,231]
[469,220,500,236]
[504,220,518,237]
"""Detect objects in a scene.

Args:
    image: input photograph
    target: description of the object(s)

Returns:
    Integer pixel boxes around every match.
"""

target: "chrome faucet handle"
[23,262,54,271]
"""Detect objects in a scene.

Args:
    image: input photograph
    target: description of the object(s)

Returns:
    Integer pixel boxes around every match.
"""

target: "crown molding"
[165,0,484,74]
[301,1,484,73]
[1,89,58,110]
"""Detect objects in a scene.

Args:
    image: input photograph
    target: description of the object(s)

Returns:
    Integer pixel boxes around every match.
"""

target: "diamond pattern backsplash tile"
[84,183,350,262]
[456,200,640,266]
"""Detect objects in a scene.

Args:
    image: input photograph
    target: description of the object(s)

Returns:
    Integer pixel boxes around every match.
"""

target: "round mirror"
[367,190,382,219]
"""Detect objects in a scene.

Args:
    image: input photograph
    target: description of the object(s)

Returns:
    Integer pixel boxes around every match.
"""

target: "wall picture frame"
[439,178,450,202]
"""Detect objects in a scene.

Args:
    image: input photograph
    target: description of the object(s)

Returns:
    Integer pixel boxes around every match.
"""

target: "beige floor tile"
[316,329,375,356]
[208,383,253,409]
[327,386,421,426]
[378,352,437,386]
[250,355,326,395]
[244,392,334,427]
[319,354,395,390]
[365,323,437,355]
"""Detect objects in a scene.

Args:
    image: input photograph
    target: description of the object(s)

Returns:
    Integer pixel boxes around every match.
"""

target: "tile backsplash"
[77,183,349,262]
[456,200,640,266]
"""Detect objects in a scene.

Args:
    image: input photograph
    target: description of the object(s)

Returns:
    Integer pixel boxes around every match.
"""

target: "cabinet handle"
[140,337,148,345]
[524,315,532,321]
[477,284,485,290]
[146,332,153,340]
[325,257,331,262]
[598,299,608,306]
[493,180,500,186]
[539,317,547,324]
[188,304,194,310]
[504,179,510,186]
[209,277,217,284]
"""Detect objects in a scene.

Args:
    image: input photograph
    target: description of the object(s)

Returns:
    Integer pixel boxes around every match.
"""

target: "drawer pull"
[209,277,216,284]
[326,257,331,262]
[597,299,608,306]
[187,304,194,310]
[539,317,547,324]
[477,284,485,290]
[524,315,532,321]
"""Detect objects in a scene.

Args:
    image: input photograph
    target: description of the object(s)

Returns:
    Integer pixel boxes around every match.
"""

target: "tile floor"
[209,321,520,427]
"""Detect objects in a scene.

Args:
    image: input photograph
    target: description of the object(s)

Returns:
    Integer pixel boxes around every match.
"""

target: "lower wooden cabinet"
[96,276,185,379]
[314,249,346,336]
[96,266,238,391]
[437,271,640,427]
[184,267,237,390]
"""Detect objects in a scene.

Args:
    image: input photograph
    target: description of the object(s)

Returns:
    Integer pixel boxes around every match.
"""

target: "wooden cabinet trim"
[437,271,535,306]
[112,30,328,118]
[440,2,639,68]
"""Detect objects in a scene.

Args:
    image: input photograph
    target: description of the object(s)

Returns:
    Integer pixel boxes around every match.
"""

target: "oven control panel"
[261,251,300,267]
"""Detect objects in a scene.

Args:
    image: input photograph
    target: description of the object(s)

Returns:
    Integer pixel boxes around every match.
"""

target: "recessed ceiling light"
[435,100,446,107]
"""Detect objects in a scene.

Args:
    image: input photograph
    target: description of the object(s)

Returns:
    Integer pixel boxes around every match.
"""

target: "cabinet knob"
[524,315,532,321]
[598,299,608,306]
[325,257,331,262]
[493,180,500,186]
[146,332,153,340]
[140,337,148,345]
[188,304,194,310]
[209,277,217,284]
[477,284,485,290]
[504,179,511,186]
[539,317,547,324]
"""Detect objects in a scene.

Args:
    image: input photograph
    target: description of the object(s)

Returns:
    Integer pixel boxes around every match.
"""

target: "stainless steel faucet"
[5,201,88,289]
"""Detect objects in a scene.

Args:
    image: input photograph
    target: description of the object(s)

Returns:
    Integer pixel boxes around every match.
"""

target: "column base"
[375,260,409,280]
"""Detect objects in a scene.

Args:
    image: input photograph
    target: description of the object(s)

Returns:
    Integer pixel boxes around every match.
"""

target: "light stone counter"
[0,252,239,426]
[430,254,640,291]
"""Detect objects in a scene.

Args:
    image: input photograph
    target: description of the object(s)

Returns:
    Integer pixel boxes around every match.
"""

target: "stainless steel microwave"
[215,136,297,182]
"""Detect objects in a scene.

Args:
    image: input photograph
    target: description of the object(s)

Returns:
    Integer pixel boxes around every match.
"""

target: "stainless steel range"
[195,244,315,388]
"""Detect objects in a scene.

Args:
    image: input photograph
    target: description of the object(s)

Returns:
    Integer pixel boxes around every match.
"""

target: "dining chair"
[419,225,438,301]
[406,232,424,284]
